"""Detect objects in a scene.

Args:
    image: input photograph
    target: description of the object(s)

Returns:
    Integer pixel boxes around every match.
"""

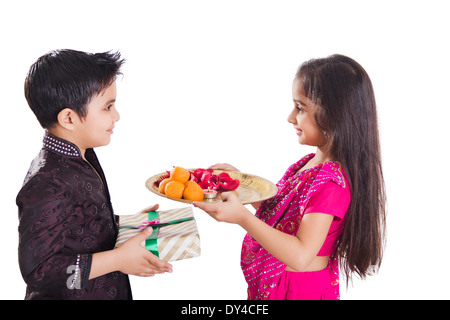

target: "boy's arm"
[17,175,93,290]
[18,175,172,290]
[90,204,172,279]
[89,228,172,279]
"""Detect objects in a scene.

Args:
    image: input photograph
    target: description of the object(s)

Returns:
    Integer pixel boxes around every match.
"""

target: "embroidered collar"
[293,153,346,188]
[43,131,81,158]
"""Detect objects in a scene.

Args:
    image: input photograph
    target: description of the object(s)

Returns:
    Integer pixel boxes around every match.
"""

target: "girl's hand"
[193,192,252,225]
[114,228,172,277]
[209,163,240,172]
[209,164,263,210]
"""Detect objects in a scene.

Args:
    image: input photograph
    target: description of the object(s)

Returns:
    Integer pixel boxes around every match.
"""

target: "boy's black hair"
[24,49,125,128]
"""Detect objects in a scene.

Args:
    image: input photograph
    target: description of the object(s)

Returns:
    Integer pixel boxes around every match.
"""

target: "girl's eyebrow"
[294,99,308,107]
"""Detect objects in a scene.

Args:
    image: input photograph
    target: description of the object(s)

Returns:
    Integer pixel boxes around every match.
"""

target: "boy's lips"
[295,128,303,135]
[107,128,114,134]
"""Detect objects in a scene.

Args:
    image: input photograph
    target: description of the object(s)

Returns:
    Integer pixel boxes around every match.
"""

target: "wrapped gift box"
[115,207,200,262]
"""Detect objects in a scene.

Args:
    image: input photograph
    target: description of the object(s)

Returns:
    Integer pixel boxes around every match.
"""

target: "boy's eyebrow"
[104,99,116,106]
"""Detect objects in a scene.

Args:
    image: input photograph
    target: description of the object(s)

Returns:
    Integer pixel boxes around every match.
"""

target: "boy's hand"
[114,227,172,277]
[139,204,159,214]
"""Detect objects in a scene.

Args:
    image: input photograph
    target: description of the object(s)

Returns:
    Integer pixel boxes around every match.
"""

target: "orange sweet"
[164,180,185,199]
[183,181,204,201]
[170,166,190,183]
[158,177,173,194]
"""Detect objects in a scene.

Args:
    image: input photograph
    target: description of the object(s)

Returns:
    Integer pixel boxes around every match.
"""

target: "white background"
[1,0,449,300]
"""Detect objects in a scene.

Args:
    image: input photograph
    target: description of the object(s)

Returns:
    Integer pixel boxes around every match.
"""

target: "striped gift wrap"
[115,207,201,262]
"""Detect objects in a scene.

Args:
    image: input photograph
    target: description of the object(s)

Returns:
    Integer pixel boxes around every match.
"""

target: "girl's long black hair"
[296,54,386,282]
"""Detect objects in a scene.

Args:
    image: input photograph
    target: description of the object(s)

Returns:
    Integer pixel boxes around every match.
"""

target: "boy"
[17,49,172,300]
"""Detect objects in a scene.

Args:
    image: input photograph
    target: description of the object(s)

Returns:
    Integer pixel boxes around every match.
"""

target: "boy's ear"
[57,108,79,130]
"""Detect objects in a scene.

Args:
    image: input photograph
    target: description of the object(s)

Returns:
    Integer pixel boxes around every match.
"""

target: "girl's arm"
[194,192,333,271]
[241,208,333,271]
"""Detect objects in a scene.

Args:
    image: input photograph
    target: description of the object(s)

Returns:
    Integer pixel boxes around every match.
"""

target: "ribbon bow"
[139,219,160,230]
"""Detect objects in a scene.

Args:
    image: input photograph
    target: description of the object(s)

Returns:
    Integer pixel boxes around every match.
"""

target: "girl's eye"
[105,105,112,111]
[296,105,303,113]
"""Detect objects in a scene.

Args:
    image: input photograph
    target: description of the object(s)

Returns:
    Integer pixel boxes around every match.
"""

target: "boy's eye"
[105,105,112,111]
[296,105,303,113]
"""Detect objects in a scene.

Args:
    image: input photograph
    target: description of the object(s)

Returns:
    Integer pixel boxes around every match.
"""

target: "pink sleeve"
[304,180,351,256]
[304,180,350,219]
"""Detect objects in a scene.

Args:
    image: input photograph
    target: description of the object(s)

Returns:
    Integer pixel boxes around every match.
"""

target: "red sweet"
[190,168,239,192]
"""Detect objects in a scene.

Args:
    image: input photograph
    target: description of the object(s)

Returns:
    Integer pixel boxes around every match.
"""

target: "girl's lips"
[107,129,114,134]
[295,128,303,135]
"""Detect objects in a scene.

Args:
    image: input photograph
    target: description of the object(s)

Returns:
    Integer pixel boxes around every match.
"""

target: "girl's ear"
[57,108,78,130]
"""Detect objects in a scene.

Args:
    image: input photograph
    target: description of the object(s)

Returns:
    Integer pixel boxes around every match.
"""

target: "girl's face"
[288,78,326,147]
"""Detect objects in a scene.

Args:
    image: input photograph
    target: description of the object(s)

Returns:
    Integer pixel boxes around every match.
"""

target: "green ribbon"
[120,211,195,257]
[144,211,160,256]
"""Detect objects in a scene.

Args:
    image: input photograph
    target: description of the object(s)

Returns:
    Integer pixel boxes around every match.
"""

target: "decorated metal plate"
[145,169,278,205]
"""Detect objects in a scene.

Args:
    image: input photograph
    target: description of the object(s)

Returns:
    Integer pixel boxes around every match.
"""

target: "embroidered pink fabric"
[240,154,351,300]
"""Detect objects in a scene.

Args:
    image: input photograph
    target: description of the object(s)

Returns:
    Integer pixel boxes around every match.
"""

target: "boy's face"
[74,81,120,151]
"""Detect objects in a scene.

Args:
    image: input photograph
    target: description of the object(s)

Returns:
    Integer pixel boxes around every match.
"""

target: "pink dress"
[241,154,351,300]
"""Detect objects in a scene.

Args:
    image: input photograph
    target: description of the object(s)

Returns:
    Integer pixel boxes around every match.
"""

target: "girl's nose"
[287,107,297,124]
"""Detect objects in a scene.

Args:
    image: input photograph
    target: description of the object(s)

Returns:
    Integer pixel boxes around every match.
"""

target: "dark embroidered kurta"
[17,132,131,300]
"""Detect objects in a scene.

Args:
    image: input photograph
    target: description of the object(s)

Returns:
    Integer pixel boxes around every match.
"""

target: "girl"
[194,54,386,300]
